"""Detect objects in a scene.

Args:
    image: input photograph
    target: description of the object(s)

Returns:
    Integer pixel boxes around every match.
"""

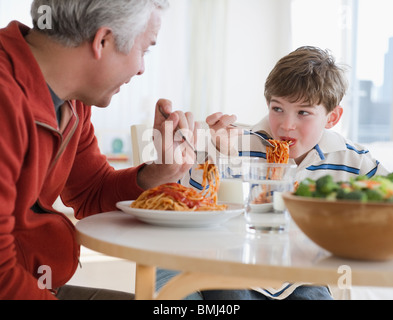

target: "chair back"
[131,124,157,166]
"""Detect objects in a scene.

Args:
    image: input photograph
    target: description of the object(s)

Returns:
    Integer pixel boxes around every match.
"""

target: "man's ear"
[91,27,113,60]
[325,106,343,129]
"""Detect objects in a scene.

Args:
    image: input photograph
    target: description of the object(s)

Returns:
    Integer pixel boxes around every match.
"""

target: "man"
[0,0,197,299]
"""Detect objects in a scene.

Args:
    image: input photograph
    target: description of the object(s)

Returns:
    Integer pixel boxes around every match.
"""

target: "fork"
[229,124,274,148]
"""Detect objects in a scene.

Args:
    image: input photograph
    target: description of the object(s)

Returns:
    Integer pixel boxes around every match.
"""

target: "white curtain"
[187,0,293,125]
[187,0,229,121]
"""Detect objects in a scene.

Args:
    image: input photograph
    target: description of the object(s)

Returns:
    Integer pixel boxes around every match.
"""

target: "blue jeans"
[156,269,332,300]
[156,269,203,300]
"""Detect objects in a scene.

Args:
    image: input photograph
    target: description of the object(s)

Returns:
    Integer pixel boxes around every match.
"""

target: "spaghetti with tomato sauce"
[266,140,290,164]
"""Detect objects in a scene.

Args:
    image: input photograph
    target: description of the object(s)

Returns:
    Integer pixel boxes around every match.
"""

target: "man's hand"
[206,112,241,156]
[137,99,199,190]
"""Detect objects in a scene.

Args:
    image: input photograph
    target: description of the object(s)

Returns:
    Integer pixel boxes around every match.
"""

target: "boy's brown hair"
[264,46,348,113]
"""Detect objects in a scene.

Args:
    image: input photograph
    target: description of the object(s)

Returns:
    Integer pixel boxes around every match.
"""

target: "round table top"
[75,212,393,287]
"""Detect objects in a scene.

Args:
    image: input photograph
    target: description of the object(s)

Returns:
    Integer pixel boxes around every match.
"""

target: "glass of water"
[242,158,297,234]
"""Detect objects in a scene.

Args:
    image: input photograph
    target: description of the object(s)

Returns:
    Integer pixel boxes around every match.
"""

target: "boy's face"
[268,96,341,165]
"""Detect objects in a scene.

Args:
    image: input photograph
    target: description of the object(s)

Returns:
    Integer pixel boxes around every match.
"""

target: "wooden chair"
[130,124,157,166]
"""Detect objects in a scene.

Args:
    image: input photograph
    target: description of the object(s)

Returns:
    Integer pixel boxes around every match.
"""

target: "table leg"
[135,264,156,300]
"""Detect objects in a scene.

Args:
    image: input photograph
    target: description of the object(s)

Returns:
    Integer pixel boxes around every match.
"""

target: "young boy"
[207,46,388,182]
[157,46,390,300]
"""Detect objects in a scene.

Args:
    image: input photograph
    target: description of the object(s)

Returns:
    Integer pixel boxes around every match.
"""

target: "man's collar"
[47,84,65,125]
[0,21,57,128]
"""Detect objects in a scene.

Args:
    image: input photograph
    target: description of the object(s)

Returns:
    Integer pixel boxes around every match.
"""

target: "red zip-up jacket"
[0,21,145,299]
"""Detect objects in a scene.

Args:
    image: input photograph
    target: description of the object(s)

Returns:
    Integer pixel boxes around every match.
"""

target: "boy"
[157,46,390,300]
[206,46,388,183]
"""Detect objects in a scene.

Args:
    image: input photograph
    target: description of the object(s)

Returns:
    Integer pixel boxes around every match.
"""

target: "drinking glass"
[217,156,246,205]
[242,158,297,234]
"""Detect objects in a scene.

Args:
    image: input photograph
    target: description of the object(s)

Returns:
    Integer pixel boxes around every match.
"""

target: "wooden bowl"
[283,193,393,261]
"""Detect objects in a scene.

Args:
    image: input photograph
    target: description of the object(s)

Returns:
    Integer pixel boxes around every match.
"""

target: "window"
[354,0,393,143]
[291,0,393,143]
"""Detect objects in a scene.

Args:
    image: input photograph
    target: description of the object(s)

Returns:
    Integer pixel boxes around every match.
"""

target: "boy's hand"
[206,112,242,156]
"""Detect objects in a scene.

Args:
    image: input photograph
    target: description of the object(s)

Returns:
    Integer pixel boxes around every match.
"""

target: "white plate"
[116,201,244,228]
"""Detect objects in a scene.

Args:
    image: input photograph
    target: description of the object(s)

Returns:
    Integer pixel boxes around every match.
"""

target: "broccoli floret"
[387,173,393,182]
[336,188,350,200]
[312,190,327,199]
[316,175,339,195]
[365,189,384,202]
[340,190,367,202]
[295,178,316,197]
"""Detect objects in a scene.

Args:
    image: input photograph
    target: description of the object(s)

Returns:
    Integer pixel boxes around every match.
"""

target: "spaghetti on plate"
[131,161,227,211]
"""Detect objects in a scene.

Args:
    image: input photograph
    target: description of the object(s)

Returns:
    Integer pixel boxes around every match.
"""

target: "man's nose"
[137,60,145,76]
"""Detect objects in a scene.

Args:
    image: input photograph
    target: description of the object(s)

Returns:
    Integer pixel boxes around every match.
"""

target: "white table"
[75,212,393,300]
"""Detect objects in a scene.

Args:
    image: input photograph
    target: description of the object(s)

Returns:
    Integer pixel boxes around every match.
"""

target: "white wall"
[0,0,32,28]
[91,0,192,155]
